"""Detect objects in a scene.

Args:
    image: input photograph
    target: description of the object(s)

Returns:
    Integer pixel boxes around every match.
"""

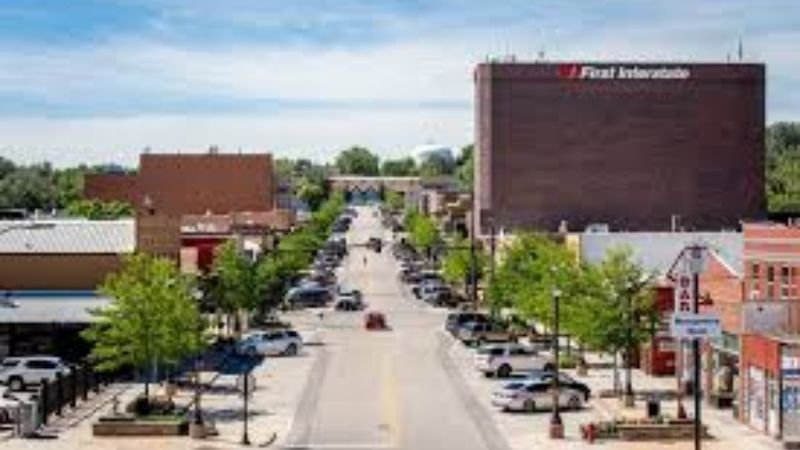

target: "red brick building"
[85,152,277,215]
[475,62,766,233]
[744,222,800,302]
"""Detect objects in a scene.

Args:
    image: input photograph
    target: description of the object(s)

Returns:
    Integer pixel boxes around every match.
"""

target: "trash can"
[646,396,661,418]
[16,403,36,437]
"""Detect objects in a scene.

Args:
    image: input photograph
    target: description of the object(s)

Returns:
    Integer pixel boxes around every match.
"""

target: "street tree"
[441,235,487,301]
[405,211,441,259]
[82,253,205,403]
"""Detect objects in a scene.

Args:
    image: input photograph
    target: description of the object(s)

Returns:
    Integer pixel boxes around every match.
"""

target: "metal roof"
[578,231,743,276]
[0,219,135,254]
[0,291,110,324]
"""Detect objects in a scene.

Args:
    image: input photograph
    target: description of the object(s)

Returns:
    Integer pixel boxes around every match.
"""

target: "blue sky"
[0,0,798,166]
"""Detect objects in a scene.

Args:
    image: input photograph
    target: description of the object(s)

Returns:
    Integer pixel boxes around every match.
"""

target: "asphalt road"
[284,205,511,450]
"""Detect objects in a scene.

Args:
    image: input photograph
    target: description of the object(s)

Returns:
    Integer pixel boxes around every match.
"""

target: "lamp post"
[549,286,564,439]
[469,190,478,309]
[623,282,635,408]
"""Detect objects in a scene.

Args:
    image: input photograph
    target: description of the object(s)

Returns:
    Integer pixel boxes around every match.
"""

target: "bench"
[617,422,710,441]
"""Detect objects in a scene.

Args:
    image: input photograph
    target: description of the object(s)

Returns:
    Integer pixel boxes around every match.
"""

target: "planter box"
[93,419,188,437]
[617,422,709,441]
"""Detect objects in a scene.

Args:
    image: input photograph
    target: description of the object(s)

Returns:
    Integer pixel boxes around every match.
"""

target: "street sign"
[673,258,695,313]
[670,312,721,339]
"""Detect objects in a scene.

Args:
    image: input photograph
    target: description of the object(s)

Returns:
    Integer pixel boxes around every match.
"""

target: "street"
[284,205,511,450]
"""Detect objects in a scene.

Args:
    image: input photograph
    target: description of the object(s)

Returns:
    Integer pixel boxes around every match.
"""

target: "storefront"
[740,333,800,441]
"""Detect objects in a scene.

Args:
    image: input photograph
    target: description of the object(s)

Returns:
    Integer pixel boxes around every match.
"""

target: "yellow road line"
[380,352,401,447]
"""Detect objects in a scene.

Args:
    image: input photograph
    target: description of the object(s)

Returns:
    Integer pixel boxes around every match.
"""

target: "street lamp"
[623,281,635,408]
[549,286,564,439]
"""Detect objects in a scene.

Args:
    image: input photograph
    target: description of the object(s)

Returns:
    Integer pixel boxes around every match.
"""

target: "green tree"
[456,144,474,190]
[297,180,328,211]
[66,199,133,219]
[0,164,58,210]
[573,247,657,391]
[381,157,417,176]
[766,122,800,213]
[405,211,441,258]
[441,236,487,303]
[211,240,263,336]
[384,190,405,212]
[82,254,205,402]
[335,146,380,176]
[418,156,453,178]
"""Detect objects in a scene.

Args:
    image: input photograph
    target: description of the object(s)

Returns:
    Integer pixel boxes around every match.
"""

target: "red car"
[364,311,388,330]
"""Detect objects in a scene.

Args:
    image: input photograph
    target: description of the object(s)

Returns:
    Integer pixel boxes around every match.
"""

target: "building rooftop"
[0,291,110,323]
[0,219,135,254]
[577,231,743,276]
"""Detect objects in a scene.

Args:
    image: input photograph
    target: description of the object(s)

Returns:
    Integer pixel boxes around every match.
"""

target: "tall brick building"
[475,62,767,232]
[85,152,276,215]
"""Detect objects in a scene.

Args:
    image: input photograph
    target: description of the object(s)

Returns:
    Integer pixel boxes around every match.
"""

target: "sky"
[0,0,798,167]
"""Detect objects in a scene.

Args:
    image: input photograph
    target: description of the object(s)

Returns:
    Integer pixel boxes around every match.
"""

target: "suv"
[236,330,303,356]
[445,312,490,335]
[0,356,71,391]
[457,321,515,346]
[474,343,554,378]
[285,286,332,308]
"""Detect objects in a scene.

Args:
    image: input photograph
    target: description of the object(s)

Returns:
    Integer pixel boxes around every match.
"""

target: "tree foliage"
[441,236,487,288]
[335,146,380,176]
[82,254,206,373]
[767,122,800,213]
[381,157,417,176]
[456,144,474,190]
[405,210,441,257]
[66,199,133,219]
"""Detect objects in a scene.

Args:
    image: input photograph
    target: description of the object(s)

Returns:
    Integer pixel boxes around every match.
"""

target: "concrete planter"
[93,417,188,437]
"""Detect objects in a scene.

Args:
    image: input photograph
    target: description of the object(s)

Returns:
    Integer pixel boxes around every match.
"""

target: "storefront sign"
[670,312,721,339]
[673,259,695,313]
[558,64,691,80]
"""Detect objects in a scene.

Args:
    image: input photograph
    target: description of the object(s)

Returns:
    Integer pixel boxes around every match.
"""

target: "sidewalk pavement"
[1,343,319,449]
[444,333,782,450]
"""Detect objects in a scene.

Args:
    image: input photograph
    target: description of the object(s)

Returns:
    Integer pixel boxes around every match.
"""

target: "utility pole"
[469,190,478,309]
[624,283,635,407]
[691,245,703,450]
[549,287,564,439]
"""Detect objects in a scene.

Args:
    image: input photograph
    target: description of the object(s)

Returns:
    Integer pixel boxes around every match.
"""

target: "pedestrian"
[363,255,367,266]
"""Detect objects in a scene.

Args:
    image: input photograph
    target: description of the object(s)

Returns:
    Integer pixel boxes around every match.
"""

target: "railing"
[36,364,113,426]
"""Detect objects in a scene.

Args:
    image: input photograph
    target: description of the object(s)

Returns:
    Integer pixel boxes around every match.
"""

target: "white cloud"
[0,108,473,167]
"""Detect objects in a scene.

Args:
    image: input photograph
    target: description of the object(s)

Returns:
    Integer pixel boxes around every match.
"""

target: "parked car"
[0,356,71,391]
[285,286,333,308]
[474,343,554,378]
[445,312,490,336]
[334,289,364,311]
[491,375,590,412]
[413,278,446,299]
[457,321,515,346]
[236,330,303,356]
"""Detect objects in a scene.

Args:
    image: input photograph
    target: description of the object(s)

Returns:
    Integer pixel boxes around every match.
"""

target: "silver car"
[491,375,589,412]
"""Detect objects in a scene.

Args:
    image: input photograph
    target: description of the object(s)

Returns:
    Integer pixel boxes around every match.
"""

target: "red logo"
[558,64,581,79]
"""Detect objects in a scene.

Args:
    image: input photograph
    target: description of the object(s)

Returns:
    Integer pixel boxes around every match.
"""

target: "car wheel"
[567,394,582,410]
[8,377,24,392]
[285,343,298,356]
[497,364,512,378]
[523,399,536,412]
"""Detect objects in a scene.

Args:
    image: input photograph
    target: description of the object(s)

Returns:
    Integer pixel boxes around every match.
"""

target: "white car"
[474,343,553,378]
[491,374,590,412]
[0,356,71,391]
[236,330,303,356]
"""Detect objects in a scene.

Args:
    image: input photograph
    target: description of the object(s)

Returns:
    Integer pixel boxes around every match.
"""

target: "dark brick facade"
[85,153,276,215]
[475,62,767,232]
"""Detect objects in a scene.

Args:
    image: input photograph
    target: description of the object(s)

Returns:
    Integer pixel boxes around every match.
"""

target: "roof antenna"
[737,37,744,62]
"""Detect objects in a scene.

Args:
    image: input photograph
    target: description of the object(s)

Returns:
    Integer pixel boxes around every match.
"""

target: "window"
[1,359,19,368]
[26,360,57,370]
[751,263,761,297]
[767,266,775,299]
[782,267,791,299]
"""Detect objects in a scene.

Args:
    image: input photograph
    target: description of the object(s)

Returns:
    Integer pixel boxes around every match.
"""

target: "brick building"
[475,62,766,233]
[85,152,276,215]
